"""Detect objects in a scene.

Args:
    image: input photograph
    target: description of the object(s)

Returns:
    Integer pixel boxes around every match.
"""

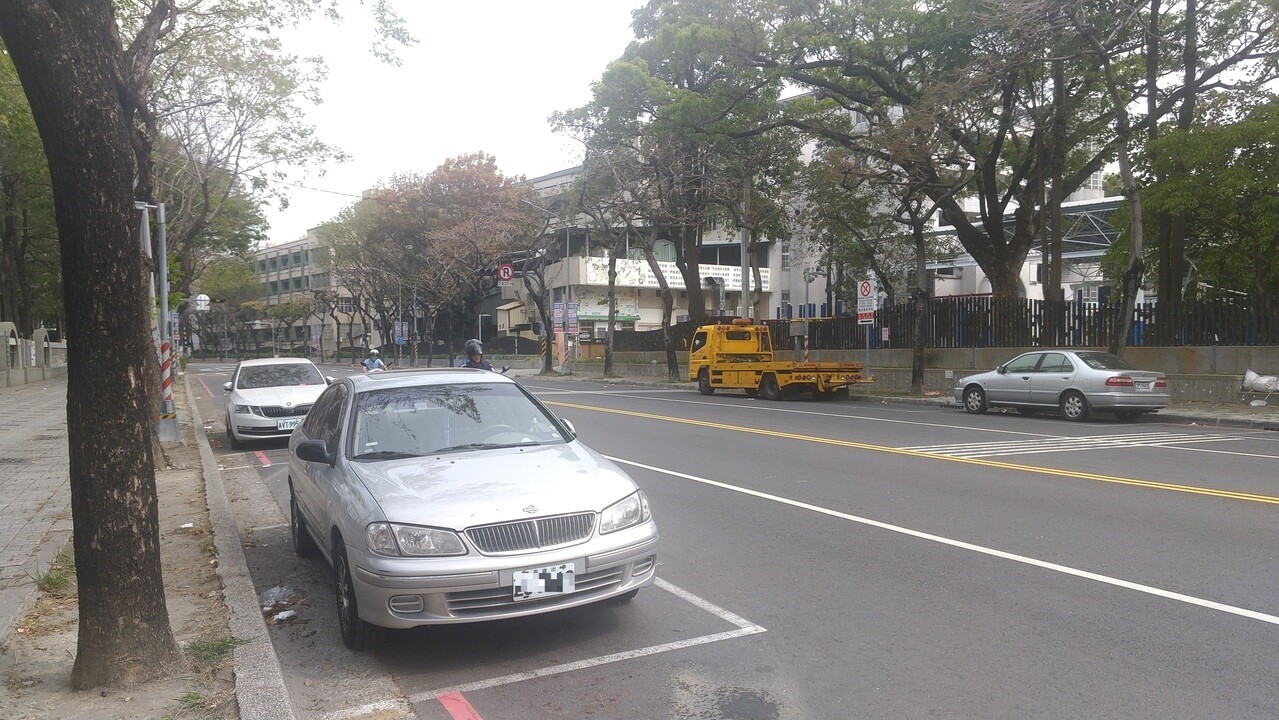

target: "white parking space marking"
[402,579,765,704]
[609,456,1279,627]
[903,431,1248,458]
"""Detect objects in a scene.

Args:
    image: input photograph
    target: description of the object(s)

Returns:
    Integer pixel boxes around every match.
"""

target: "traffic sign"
[497,263,515,282]
[857,278,875,325]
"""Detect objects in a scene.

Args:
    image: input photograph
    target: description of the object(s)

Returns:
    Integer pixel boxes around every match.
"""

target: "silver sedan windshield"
[350,383,565,459]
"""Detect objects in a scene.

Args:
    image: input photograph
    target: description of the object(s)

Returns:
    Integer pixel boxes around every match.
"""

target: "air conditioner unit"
[677,314,690,323]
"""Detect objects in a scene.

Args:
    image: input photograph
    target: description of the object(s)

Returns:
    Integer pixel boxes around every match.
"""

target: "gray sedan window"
[350,383,565,459]
[1037,353,1073,373]
[1004,354,1041,373]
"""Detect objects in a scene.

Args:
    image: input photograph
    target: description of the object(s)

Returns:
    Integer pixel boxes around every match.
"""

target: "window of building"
[337,298,355,314]
[292,251,303,266]
[257,260,267,273]
[780,241,791,271]
[269,258,278,271]
[268,281,278,295]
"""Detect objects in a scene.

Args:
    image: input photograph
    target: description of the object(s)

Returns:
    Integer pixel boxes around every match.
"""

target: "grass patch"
[185,635,244,672]
[30,548,76,596]
[167,691,219,719]
[199,538,218,557]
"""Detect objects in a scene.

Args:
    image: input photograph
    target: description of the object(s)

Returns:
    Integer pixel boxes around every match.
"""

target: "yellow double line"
[547,400,1279,507]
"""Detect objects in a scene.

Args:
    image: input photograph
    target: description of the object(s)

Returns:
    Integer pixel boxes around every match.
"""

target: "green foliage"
[1145,100,1279,302]
[30,547,76,596]
[0,49,61,331]
[184,634,244,671]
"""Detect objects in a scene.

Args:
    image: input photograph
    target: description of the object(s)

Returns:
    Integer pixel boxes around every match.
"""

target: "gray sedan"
[287,368,658,650]
[953,350,1170,421]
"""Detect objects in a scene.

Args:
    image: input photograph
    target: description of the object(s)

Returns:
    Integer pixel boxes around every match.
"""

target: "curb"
[186,376,298,720]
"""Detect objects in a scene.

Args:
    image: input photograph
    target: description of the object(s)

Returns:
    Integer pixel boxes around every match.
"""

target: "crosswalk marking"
[902,431,1244,458]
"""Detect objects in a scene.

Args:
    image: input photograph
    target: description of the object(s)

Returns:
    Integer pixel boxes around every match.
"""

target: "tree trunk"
[0,0,182,689]
[604,240,619,377]
[911,218,928,395]
[675,224,706,321]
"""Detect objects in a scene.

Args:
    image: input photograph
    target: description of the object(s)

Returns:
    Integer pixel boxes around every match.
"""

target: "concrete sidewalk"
[0,377,73,650]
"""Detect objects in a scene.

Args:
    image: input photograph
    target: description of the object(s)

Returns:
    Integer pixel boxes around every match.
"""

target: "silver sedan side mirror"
[560,419,577,439]
[223,381,232,392]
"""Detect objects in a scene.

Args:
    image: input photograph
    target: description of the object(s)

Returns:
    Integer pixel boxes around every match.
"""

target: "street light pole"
[802,267,826,363]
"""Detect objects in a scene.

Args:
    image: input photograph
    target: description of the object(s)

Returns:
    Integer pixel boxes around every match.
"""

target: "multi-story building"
[493,167,808,348]
[252,232,366,358]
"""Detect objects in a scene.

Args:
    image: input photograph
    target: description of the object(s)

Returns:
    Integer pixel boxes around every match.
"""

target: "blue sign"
[396,336,405,345]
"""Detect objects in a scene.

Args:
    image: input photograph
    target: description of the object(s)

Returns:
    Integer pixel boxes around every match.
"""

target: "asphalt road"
[189,363,1279,720]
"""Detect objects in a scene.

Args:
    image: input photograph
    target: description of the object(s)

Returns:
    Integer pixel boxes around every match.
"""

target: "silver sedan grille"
[466,512,596,554]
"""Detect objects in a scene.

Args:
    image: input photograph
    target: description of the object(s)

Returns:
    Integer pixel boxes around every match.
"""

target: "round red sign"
[497,263,515,281]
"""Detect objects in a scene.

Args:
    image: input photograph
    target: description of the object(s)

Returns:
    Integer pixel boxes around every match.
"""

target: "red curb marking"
[438,692,484,720]
[197,376,215,397]
[253,451,271,467]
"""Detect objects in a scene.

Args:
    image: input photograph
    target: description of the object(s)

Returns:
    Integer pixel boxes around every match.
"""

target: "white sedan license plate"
[513,562,575,601]
[276,418,302,431]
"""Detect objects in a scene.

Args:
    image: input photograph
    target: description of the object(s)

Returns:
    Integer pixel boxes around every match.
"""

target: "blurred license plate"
[1136,381,1153,392]
[513,563,575,601]
[276,418,302,430]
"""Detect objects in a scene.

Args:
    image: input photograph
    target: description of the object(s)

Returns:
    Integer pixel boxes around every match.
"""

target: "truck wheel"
[760,373,782,401]
[697,369,714,396]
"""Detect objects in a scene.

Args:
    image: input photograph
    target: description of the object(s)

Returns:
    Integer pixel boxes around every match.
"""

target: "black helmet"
[464,338,483,357]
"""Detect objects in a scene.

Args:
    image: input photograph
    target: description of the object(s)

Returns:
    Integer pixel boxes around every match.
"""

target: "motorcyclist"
[361,348,387,373]
[459,338,493,370]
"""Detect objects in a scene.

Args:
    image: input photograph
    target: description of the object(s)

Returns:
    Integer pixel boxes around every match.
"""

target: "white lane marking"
[523,384,1066,439]
[247,524,288,533]
[217,465,259,472]
[530,382,1279,458]
[903,432,1249,458]
[407,579,765,703]
[608,456,1279,627]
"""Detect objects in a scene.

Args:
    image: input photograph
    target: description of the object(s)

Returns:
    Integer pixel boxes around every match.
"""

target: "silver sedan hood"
[351,442,639,529]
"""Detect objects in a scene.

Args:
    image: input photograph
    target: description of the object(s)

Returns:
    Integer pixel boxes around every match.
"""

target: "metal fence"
[610,296,1278,351]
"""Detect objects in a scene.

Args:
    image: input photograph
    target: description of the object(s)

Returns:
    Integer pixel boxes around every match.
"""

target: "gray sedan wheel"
[1060,390,1091,421]
[335,545,384,650]
[962,385,988,414]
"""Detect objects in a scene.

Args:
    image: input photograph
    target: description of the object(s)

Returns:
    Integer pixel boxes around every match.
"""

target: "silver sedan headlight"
[599,491,651,535]
[366,522,466,557]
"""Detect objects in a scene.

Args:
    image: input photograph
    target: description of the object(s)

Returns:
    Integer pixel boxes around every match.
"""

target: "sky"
[264,0,642,246]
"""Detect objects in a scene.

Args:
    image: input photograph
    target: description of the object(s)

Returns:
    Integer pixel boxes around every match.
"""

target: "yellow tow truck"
[688,318,873,400]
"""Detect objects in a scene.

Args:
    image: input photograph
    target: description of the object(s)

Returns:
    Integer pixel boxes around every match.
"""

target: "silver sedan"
[953,350,1170,421]
[287,368,659,649]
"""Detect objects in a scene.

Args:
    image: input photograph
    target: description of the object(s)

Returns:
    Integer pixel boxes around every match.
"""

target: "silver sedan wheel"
[1060,391,1090,421]
[963,386,987,414]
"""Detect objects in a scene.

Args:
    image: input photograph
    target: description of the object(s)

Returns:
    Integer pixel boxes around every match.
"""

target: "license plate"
[276,418,302,431]
[512,562,575,601]
[1136,382,1153,392]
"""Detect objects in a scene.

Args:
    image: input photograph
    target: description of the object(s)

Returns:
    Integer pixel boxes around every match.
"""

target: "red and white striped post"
[159,340,175,419]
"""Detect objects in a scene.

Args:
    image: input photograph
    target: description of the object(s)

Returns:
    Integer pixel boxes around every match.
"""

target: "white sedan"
[223,358,329,448]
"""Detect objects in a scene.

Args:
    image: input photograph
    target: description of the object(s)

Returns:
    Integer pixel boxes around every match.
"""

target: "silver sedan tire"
[1060,390,1091,421]
[962,385,988,414]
